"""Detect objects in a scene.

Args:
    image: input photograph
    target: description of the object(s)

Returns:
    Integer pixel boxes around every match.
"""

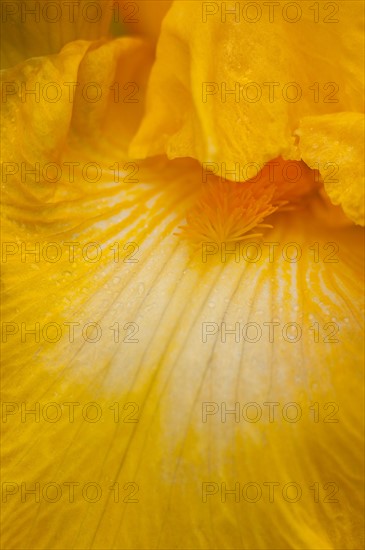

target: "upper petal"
[296,112,365,225]
[118,0,173,39]
[1,36,154,207]
[130,0,364,223]
[131,0,363,165]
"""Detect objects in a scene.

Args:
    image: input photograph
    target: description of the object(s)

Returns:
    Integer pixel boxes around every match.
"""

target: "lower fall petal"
[1,154,364,549]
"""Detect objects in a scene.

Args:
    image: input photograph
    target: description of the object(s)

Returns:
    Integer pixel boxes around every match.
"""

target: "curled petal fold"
[130,0,364,223]
[296,112,365,226]
[1,36,153,208]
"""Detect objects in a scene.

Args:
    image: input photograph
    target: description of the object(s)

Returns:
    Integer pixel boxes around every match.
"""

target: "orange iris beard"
[179,158,320,244]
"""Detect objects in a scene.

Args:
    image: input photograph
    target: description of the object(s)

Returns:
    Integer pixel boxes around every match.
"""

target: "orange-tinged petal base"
[179,158,320,244]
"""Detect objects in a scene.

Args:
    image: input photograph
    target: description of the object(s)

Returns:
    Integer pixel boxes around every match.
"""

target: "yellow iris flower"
[1,1,364,548]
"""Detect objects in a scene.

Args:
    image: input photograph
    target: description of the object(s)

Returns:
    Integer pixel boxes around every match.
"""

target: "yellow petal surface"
[1,16,364,550]
[130,0,364,223]
[119,0,173,39]
[1,0,114,69]
[2,154,364,548]
[296,112,365,226]
[1,36,154,208]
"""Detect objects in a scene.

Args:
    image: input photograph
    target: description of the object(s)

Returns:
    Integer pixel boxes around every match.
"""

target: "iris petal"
[1,8,364,550]
[1,0,114,69]
[2,159,364,547]
[296,112,365,225]
[130,0,364,223]
[119,0,173,39]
